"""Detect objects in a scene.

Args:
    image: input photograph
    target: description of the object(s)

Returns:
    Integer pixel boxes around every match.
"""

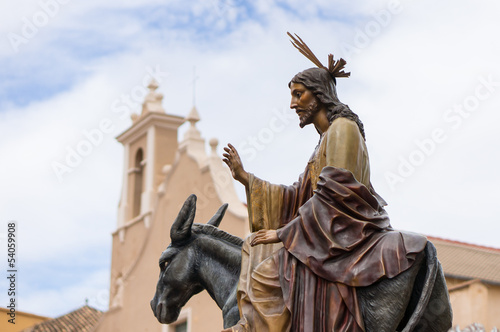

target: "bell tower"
[115,79,184,235]
[96,76,249,332]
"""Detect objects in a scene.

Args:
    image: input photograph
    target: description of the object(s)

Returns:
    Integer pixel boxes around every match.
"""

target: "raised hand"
[223,143,249,188]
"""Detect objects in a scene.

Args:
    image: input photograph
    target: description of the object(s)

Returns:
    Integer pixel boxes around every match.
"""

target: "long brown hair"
[289,67,366,140]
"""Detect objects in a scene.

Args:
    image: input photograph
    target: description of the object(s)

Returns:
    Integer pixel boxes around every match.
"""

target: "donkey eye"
[160,261,168,270]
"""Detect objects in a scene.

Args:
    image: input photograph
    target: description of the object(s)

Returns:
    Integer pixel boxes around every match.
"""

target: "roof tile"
[23,305,103,332]
[429,236,500,284]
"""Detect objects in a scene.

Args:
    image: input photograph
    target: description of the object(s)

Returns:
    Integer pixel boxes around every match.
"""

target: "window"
[162,309,191,332]
[175,322,187,332]
[162,319,189,332]
[132,148,144,217]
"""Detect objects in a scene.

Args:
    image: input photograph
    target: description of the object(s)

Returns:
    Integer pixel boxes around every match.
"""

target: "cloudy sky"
[1,0,499,319]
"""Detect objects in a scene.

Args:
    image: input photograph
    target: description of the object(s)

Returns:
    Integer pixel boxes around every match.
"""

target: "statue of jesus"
[222,33,427,332]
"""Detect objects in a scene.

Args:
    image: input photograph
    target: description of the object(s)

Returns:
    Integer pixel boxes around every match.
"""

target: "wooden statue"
[151,33,453,332]
[151,195,452,331]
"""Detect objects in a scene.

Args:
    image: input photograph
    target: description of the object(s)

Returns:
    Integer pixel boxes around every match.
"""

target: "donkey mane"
[191,223,243,247]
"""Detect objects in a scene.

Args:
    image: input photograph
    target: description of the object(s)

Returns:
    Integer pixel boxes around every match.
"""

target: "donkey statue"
[151,195,452,331]
[150,194,242,328]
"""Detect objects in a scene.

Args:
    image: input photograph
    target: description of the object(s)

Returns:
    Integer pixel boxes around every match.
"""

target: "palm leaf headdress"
[287,32,350,81]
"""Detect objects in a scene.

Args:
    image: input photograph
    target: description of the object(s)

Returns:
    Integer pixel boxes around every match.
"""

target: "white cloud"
[17,267,110,317]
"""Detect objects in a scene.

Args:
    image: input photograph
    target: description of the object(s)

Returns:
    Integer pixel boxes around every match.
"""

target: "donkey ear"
[207,203,228,228]
[170,194,197,243]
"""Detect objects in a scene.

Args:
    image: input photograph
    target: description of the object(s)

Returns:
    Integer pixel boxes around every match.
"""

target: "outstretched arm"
[223,144,281,244]
[223,143,250,188]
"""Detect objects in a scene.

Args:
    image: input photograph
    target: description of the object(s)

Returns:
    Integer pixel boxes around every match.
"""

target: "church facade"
[94,80,248,332]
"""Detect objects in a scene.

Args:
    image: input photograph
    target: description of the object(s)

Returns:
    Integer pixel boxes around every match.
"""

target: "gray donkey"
[151,195,452,331]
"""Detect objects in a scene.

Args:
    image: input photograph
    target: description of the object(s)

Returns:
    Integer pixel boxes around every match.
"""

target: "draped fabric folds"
[234,118,427,332]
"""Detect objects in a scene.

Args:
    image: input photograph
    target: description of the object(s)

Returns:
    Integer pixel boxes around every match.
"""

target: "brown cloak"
[237,118,427,331]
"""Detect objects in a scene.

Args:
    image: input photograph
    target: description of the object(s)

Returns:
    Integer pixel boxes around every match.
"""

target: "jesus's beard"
[297,99,320,128]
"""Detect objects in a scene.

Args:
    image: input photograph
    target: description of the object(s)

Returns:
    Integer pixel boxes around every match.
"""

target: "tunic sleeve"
[245,173,285,232]
[246,169,312,232]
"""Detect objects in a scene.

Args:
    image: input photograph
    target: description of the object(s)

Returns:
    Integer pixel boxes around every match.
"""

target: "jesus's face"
[289,82,320,128]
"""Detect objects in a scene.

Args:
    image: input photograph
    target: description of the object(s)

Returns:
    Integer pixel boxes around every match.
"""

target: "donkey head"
[150,194,228,324]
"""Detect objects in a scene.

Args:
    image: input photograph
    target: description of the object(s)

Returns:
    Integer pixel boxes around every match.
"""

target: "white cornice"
[116,112,184,144]
[112,211,153,236]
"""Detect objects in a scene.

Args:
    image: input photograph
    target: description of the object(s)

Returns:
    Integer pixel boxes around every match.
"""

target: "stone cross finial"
[209,138,219,155]
[186,105,200,127]
[183,106,202,141]
[148,78,159,91]
[141,79,165,115]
